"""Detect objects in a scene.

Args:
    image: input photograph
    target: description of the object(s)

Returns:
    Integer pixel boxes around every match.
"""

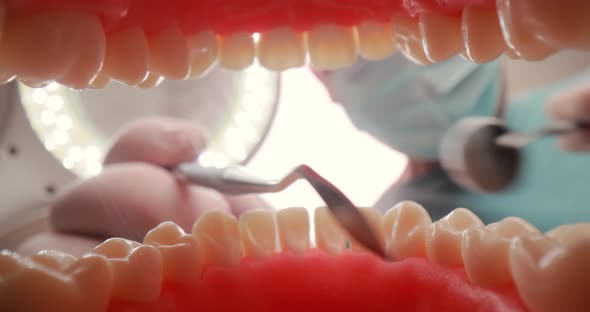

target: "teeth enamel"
[0,12,104,85]
[511,225,590,312]
[496,0,558,61]
[54,14,106,89]
[419,13,462,62]
[103,27,149,85]
[192,210,242,267]
[308,24,358,70]
[89,72,111,89]
[314,207,348,255]
[383,201,432,260]
[426,208,483,266]
[357,21,396,61]
[0,251,113,312]
[218,32,255,71]
[187,31,218,78]
[257,27,306,71]
[93,238,163,302]
[461,6,506,63]
[137,73,164,89]
[148,25,191,80]
[239,210,277,258]
[27,250,77,272]
[0,72,15,85]
[392,16,431,65]
[349,207,385,252]
[144,221,202,282]
[462,217,539,287]
[276,207,310,254]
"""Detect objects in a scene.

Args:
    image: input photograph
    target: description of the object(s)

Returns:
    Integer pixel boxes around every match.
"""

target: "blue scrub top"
[374,67,590,232]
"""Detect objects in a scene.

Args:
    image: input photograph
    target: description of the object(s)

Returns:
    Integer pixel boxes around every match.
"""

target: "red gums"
[5,0,495,36]
[108,250,527,312]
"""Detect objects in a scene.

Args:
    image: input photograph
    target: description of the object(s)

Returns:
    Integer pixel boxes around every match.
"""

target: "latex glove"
[546,79,590,151]
[17,117,271,256]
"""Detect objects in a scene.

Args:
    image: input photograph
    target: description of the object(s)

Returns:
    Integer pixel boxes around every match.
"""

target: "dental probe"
[170,163,388,260]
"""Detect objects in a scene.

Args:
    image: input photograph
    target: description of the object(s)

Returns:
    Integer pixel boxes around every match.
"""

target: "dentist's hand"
[17,117,271,256]
[547,80,590,151]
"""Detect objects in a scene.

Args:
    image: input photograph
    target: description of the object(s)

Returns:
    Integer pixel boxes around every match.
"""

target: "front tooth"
[314,207,348,255]
[419,13,462,62]
[0,11,103,84]
[383,201,432,260]
[462,217,539,287]
[426,208,483,266]
[103,27,149,85]
[392,16,431,65]
[239,210,277,258]
[496,0,557,61]
[187,31,218,78]
[357,21,396,61]
[508,233,586,312]
[349,207,385,252]
[93,238,163,302]
[308,24,358,70]
[144,221,202,282]
[192,210,242,267]
[258,27,306,71]
[276,207,310,254]
[137,73,164,89]
[55,14,105,89]
[27,250,77,271]
[218,32,255,71]
[89,72,111,89]
[461,6,506,63]
[148,25,191,80]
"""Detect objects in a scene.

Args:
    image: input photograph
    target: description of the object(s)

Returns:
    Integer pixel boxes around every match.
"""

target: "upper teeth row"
[1,203,589,312]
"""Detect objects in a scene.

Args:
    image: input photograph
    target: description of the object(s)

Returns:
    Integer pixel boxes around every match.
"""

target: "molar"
[383,201,432,260]
[27,250,77,272]
[144,221,202,282]
[0,251,113,312]
[426,208,483,266]
[356,21,396,61]
[308,24,359,70]
[391,16,431,65]
[419,13,462,62]
[0,11,104,86]
[257,27,306,71]
[349,207,385,252]
[148,25,191,80]
[239,210,277,258]
[509,232,590,312]
[314,207,348,255]
[276,207,310,254]
[93,238,163,302]
[89,72,111,89]
[103,27,150,85]
[191,210,242,267]
[462,217,539,287]
[187,31,218,78]
[218,32,255,71]
[461,6,506,63]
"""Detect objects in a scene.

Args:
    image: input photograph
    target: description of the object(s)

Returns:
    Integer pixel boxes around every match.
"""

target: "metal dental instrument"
[496,121,590,149]
[171,162,387,260]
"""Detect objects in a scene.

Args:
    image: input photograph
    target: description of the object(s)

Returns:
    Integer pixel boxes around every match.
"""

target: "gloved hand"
[546,79,590,151]
[17,117,270,256]
[316,54,503,161]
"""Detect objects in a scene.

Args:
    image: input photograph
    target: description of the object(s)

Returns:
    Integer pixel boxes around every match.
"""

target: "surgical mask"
[322,55,502,160]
